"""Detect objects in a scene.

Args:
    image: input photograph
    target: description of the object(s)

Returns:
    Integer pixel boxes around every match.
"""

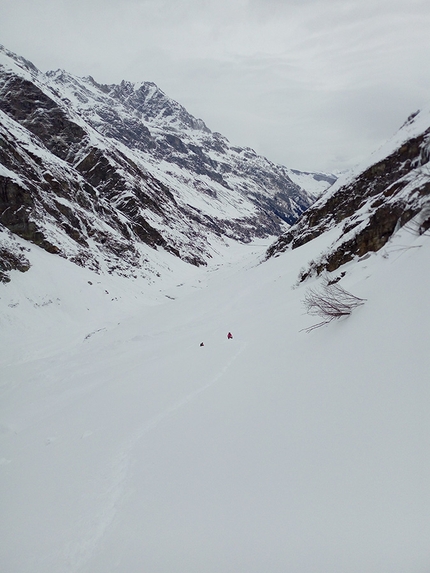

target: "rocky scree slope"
[0,45,334,282]
[266,106,430,281]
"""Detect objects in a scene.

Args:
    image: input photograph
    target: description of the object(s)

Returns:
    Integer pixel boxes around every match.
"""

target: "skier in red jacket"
[227,332,233,339]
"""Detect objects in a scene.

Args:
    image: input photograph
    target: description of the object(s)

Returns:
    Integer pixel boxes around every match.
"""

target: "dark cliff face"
[0,71,181,276]
[0,75,88,162]
[0,45,323,281]
[266,121,430,280]
[0,226,30,283]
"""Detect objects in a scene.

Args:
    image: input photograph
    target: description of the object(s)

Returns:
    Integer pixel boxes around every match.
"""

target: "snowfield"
[1,228,430,573]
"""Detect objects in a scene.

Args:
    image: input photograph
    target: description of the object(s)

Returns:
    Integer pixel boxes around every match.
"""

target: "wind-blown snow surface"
[1,229,430,573]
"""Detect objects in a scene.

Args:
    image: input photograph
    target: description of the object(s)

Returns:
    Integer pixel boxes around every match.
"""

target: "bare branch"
[302,277,366,333]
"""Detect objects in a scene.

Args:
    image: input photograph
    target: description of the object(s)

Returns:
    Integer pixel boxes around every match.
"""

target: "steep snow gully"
[1,229,430,573]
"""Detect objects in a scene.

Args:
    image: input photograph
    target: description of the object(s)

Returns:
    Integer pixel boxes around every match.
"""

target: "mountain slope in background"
[0,45,334,282]
[266,104,430,281]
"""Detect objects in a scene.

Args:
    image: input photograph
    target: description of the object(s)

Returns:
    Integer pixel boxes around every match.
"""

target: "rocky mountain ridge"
[0,45,334,282]
[266,104,430,281]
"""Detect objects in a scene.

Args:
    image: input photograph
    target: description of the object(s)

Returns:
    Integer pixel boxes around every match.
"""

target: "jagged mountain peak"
[106,79,211,133]
[0,44,39,77]
[0,44,334,282]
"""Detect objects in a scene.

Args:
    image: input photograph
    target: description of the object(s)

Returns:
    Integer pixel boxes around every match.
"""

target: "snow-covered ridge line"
[322,102,430,201]
[266,101,430,281]
[0,44,335,282]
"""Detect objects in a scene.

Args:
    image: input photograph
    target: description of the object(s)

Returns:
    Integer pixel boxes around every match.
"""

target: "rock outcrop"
[0,45,334,281]
[266,109,430,280]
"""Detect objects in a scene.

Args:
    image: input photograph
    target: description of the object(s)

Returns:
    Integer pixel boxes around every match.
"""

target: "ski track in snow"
[66,340,247,571]
[2,234,430,572]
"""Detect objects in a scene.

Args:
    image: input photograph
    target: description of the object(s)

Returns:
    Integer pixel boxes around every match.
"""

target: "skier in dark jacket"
[227,332,233,339]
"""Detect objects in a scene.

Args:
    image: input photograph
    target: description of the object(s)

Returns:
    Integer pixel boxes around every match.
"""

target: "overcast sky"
[2,0,430,172]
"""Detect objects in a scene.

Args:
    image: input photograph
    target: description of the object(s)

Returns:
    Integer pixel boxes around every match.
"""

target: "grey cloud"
[1,0,430,171]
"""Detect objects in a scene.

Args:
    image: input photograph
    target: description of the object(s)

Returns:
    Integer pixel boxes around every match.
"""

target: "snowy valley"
[1,222,430,573]
[1,44,430,573]
[0,44,333,282]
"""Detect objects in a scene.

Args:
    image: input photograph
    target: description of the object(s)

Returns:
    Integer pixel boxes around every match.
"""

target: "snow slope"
[1,225,429,572]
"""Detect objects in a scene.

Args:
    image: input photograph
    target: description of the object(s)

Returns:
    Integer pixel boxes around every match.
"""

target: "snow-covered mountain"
[0,45,334,282]
[266,104,430,281]
[1,45,430,573]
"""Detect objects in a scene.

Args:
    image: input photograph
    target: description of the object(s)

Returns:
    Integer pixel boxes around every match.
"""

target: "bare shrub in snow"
[302,277,366,332]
